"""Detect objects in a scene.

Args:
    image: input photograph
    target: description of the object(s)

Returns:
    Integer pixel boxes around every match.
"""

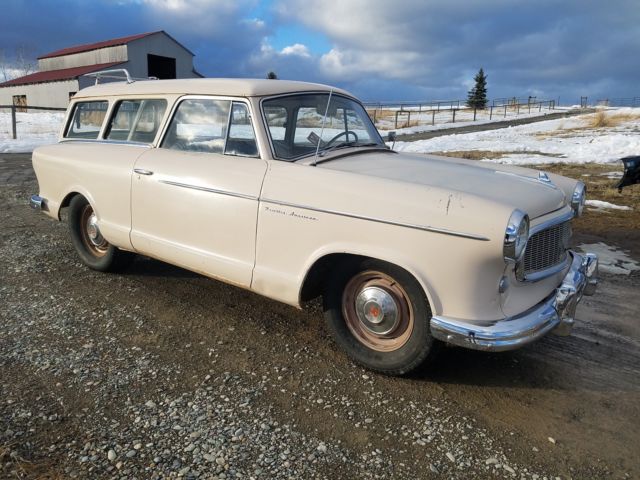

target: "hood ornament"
[538,171,552,184]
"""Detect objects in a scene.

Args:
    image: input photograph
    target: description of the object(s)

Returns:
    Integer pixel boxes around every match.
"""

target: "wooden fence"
[365,99,556,129]
[0,105,67,139]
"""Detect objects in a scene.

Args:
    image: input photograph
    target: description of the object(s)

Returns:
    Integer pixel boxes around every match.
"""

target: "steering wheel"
[325,130,359,147]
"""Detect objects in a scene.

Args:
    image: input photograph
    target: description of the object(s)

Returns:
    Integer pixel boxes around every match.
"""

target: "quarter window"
[105,99,167,143]
[225,103,258,157]
[162,99,231,153]
[65,101,108,139]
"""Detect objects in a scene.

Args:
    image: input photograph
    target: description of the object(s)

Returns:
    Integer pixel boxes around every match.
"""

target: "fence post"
[11,105,17,140]
[517,104,520,115]
[407,111,411,127]
[504,105,507,118]
[489,106,493,120]
[432,110,435,125]
[473,108,477,121]
[539,103,542,112]
[452,109,456,123]
[395,111,399,129]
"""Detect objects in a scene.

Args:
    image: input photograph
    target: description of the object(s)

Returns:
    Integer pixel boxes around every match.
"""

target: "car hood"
[315,151,568,219]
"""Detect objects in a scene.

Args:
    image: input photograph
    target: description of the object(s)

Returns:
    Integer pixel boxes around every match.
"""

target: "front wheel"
[323,259,438,375]
[68,195,133,272]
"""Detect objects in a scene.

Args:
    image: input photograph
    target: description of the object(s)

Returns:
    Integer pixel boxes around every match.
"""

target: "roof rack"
[83,68,158,85]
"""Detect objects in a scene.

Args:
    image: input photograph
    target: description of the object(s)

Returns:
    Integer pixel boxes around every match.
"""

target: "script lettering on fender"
[264,205,318,222]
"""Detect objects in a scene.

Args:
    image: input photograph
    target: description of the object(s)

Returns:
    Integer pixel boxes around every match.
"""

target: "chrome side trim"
[261,198,490,241]
[529,208,574,236]
[59,139,152,148]
[159,180,258,201]
[431,251,599,351]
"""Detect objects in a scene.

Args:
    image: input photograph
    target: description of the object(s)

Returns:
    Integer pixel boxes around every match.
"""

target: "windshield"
[262,93,385,161]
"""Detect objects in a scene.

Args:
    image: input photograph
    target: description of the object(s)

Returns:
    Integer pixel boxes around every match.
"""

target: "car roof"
[74,78,354,99]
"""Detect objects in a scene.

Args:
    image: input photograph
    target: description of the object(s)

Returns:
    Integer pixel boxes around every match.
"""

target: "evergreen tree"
[467,68,488,109]
[266,71,278,80]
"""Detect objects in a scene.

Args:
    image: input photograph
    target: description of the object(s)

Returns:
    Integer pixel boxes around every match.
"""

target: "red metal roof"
[38,31,161,60]
[0,62,124,87]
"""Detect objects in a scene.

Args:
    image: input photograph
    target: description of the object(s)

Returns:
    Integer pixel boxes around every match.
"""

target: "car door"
[130,97,267,287]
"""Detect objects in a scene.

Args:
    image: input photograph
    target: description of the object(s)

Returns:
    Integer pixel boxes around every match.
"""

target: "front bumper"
[430,251,598,351]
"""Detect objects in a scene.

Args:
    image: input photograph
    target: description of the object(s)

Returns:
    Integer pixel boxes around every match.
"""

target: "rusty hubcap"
[79,204,109,257]
[342,271,414,352]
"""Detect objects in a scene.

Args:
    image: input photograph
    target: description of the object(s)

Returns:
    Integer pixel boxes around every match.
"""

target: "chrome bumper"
[430,251,598,351]
[30,194,46,210]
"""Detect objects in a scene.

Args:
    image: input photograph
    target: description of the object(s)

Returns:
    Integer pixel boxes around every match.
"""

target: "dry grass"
[431,152,639,235]
[367,109,397,119]
[586,110,640,129]
[430,150,564,161]
[538,163,640,234]
[0,442,65,479]
[398,119,420,128]
[537,110,640,139]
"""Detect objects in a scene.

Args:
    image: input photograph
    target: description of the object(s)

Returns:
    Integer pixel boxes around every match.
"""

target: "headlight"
[571,182,586,217]
[504,209,529,261]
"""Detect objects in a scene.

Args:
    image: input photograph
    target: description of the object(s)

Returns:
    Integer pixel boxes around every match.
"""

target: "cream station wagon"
[30,71,598,375]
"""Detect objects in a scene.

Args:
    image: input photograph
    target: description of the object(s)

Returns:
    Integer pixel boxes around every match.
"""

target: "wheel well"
[299,253,430,306]
[300,254,363,303]
[58,192,82,219]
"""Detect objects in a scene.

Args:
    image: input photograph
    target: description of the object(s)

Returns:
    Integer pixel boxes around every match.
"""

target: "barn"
[0,31,201,109]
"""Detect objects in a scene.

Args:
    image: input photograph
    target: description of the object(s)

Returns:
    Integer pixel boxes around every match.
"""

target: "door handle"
[134,169,154,176]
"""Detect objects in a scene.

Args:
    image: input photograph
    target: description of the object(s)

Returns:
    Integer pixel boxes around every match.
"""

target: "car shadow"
[411,334,639,392]
[123,255,201,279]
[412,344,557,388]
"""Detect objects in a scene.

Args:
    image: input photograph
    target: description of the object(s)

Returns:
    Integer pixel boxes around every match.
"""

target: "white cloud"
[280,43,310,57]
[139,0,259,36]
[271,0,640,101]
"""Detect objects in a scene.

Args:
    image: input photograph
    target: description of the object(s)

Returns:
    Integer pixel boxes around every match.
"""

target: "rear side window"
[162,99,259,157]
[162,99,231,153]
[105,99,167,143]
[65,101,108,139]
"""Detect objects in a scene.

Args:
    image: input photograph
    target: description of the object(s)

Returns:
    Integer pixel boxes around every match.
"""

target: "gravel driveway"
[1,153,639,479]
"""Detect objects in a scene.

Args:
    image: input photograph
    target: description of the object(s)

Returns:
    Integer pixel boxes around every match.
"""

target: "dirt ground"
[1,153,639,479]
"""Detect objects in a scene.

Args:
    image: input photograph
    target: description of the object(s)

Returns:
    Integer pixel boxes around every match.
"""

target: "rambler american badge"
[264,205,318,222]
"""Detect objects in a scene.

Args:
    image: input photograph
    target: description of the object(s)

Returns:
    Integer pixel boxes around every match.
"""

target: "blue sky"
[1,0,639,104]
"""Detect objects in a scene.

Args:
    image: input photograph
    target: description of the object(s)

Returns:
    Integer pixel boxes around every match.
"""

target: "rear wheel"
[68,195,133,272]
[323,259,438,375]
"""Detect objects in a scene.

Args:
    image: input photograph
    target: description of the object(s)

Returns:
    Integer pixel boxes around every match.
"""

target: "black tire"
[68,195,134,272]
[323,258,438,375]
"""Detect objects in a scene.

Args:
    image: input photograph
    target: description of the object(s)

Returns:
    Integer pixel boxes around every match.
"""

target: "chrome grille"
[523,221,571,274]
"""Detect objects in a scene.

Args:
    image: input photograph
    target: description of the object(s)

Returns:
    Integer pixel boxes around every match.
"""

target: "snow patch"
[585,200,632,211]
[0,111,64,153]
[394,107,640,165]
[578,243,640,275]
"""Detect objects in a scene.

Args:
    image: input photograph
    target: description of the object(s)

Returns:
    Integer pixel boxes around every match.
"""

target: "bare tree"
[14,44,36,77]
[0,48,9,82]
[0,44,37,82]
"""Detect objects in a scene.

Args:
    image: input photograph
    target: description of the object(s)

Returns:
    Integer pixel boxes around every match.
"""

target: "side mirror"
[387,131,397,142]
